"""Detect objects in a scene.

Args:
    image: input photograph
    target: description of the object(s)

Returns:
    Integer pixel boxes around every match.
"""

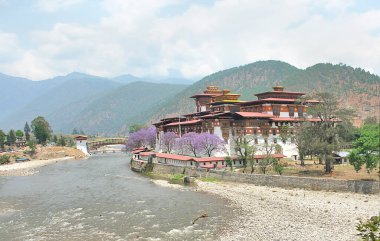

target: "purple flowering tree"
[126,127,156,150]
[181,132,202,157]
[175,136,187,155]
[197,132,226,157]
[161,132,179,153]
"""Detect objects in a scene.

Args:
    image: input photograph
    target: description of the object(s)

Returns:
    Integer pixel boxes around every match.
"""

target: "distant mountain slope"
[0,73,61,120]
[68,81,188,135]
[149,61,380,124]
[0,73,121,131]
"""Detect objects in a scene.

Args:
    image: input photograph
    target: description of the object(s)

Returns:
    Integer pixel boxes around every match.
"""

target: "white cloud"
[36,0,84,12]
[1,0,379,80]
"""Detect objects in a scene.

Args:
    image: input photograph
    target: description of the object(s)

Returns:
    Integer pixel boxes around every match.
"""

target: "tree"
[7,130,16,146]
[349,124,380,174]
[31,116,52,145]
[225,156,233,171]
[52,135,58,144]
[294,124,314,166]
[27,140,37,156]
[0,130,5,151]
[58,136,66,146]
[72,128,79,135]
[161,132,178,154]
[279,125,289,144]
[258,142,278,174]
[197,132,226,157]
[126,127,156,150]
[128,124,145,134]
[307,92,353,173]
[181,132,202,157]
[233,134,256,172]
[24,122,31,141]
[15,130,24,138]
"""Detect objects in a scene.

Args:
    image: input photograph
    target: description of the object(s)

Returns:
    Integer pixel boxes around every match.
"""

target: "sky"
[0,0,379,80]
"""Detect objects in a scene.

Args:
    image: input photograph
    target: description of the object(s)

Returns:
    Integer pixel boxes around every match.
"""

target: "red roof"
[156,153,195,161]
[74,135,87,140]
[132,150,144,154]
[139,152,156,156]
[270,117,304,122]
[164,119,202,127]
[195,156,226,162]
[235,112,273,118]
[254,154,286,159]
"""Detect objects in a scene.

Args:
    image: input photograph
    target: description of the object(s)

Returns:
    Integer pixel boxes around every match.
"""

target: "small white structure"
[74,135,90,156]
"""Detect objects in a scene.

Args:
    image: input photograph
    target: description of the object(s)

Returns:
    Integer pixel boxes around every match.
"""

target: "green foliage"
[31,116,52,145]
[225,156,233,171]
[0,129,5,150]
[24,122,31,141]
[170,174,185,181]
[273,159,284,175]
[27,140,37,155]
[233,135,256,172]
[306,92,354,173]
[129,124,146,134]
[356,213,380,241]
[67,138,75,147]
[7,129,16,146]
[349,124,380,173]
[0,155,10,165]
[15,130,24,138]
[258,157,273,174]
[52,135,58,144]
[58,136,66,146]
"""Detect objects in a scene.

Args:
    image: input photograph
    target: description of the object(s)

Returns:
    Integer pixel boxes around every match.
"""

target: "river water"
[0,153,232,240]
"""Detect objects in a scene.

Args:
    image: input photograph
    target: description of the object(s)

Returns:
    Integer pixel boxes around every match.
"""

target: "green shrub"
[170,174,185,181]
[0,155,10,165]
[357,213,380,241]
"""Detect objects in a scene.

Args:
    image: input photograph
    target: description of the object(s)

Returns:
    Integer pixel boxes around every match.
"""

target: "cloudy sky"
[0,0,379,80]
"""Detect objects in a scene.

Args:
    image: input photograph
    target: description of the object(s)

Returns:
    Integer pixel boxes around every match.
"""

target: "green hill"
[149,61,380,124]
[67,81,188,135]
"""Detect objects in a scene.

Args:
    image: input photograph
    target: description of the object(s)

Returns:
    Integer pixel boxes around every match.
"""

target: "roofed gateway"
[153,85,319,159]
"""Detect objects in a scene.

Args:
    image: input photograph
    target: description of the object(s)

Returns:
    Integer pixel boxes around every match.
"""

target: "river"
[0,153,232,240]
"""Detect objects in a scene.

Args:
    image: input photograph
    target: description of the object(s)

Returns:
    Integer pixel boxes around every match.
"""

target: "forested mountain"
[0,73,188,134]
[1,61,378,135]
[69,81,187,135]
[149,61,380,125]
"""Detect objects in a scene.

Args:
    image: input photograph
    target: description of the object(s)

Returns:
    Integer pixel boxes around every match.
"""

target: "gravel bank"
[0,157,75,176]
[196,181,380,241]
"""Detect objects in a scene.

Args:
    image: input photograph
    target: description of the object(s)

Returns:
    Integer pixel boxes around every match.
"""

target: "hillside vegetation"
[1,61,378,134]
[149,61,380,125]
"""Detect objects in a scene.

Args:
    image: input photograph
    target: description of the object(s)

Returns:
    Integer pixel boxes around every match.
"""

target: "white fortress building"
[153,86,320,159]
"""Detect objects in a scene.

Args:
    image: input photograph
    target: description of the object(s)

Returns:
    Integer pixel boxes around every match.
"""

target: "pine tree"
[24,122,31,141]
[7,130,16,146]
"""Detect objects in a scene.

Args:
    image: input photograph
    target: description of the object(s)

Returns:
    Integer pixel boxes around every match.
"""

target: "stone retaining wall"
[131,160,380,195]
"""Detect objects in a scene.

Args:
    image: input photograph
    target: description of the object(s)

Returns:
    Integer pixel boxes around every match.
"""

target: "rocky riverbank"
[0,157,76,176]
[196,181,380,241]
[0,146,86,176]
